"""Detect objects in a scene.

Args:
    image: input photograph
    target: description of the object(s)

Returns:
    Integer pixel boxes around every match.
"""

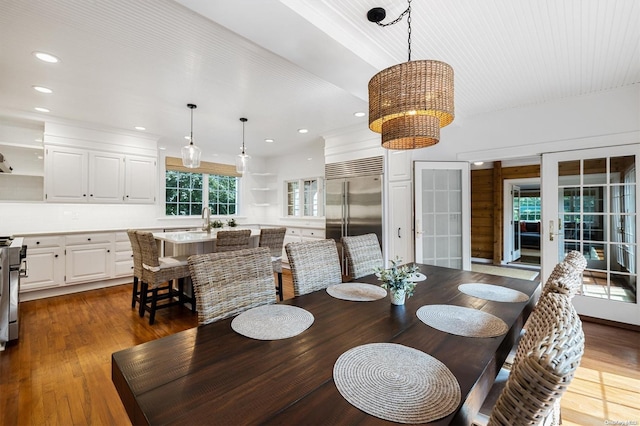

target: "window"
[164,157,241,216]
[285,178,323,217]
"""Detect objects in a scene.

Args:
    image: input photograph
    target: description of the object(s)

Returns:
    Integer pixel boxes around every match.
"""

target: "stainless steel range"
[0,236,26,350]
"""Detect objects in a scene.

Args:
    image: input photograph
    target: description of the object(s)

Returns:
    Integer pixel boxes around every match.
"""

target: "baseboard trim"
[580,315,640,332]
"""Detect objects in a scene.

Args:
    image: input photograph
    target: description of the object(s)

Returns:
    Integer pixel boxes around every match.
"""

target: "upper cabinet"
[387,150,412,182]
[45,146,156,204]
[42,122,158,204]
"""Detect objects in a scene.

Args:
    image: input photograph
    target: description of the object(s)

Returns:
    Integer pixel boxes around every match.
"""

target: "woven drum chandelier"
[368,0,454,150]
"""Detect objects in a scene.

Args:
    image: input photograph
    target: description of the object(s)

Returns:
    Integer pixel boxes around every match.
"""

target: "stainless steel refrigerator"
[325,157,383,276]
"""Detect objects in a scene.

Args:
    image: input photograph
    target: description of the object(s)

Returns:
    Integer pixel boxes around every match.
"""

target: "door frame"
[503,178,540,263]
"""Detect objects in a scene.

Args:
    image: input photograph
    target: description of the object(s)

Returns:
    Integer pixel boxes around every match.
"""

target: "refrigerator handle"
[343,180,349,236]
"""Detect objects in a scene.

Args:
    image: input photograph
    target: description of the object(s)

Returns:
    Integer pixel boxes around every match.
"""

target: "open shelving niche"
[249,172,276,207]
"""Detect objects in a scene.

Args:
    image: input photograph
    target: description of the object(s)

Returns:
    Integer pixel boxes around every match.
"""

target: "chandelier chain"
[374,0,412,61]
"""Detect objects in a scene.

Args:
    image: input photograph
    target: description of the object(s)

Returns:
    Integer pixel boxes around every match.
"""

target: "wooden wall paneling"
[492,162,503,264]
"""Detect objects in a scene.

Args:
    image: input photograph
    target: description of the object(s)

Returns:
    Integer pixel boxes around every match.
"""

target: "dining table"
[111,263,541,425]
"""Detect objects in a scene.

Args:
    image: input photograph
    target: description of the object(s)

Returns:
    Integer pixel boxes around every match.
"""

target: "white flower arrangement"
[374,258,420,298]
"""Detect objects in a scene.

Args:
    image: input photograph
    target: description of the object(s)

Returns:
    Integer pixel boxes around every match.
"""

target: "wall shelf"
[251,172,275,176]
[251,187,273,191]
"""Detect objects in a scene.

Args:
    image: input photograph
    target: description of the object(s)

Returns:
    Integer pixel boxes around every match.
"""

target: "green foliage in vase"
[374,258,420,297]
[211,220,224,229]
[227,218,237,227]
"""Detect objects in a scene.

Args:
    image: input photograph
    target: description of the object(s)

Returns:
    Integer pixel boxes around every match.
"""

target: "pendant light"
[181,103,202,168]
[367,0,454,150]
[236,117,250,174]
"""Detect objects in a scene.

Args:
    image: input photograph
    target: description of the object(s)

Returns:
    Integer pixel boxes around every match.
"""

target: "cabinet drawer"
[66,233,113,245]
[115,260,134,277]
[115,241,132,252]
[115,250,133,262]
[286,228,301,236]
[23,235,64,249]
[301,228,325,239]
[115,231,129,242]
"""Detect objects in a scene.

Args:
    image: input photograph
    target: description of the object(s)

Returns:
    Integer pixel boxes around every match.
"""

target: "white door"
[388,180,413,264]
[541,145,639,325]
[510,185,522,262]
[414,162,471,270]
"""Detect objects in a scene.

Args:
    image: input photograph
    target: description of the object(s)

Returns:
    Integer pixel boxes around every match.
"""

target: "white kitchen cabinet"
[21,236,65,291]
[65,233,113,284]
[281,227,325,264]
[387,150,412,182]
[124,155,156,203]
[88,151,124,203]
[388,181,414,263]
[45,146,89,202]
[44,145,155,204]
[114,231,134,277]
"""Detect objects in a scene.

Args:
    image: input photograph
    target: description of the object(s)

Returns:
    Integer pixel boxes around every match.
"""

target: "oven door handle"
[19,259,28,278]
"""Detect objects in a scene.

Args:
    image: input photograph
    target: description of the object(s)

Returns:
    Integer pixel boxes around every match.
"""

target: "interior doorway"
[504,177,541,267]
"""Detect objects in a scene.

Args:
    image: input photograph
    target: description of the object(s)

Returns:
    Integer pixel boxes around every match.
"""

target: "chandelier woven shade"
[369,59,454,150]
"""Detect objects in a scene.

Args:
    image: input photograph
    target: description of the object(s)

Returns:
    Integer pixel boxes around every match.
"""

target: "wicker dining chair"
[474,292,585,426]
[126,229,144,309]
[258,227,287,301]
[188,247,276,325]
[215,229,252,252]
[563,250,587,273]
[341,233,383,280]
[136,231,192,324]
[285,239,342,296]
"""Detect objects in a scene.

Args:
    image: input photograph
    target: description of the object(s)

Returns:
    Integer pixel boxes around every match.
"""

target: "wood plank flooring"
[1,270,638,425]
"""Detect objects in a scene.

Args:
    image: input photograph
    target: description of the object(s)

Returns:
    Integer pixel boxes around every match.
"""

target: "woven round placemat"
[326,283,387,301]
[408,272,427,282]
[416,305,508,338]
[333,343,461,424]
[231,305,314,340]
[458,283,529,303]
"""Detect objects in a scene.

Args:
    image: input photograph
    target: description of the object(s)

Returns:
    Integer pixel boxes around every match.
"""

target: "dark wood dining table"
[112,264,541,425]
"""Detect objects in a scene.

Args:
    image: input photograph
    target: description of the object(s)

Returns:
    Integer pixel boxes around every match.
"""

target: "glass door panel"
[542,146,639,325]
[415,162,470,270]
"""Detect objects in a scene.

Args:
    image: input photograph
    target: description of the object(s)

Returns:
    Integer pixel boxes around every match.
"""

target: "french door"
[541,145,639,325]
[414,162,471,270]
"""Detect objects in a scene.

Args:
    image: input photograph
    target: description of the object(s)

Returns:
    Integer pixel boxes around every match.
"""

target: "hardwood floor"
[1,270,638,425]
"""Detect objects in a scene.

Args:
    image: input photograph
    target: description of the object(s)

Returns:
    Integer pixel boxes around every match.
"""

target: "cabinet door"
[45,146,88,202]
[89,152,124,203]
[125,155,156,203]
[21,246,65,291]
[388,150,412,182]
[65,243,113,284]
[388,181,413,263]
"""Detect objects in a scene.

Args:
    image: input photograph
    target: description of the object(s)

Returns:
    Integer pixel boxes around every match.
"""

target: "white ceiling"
[0,0,638,159]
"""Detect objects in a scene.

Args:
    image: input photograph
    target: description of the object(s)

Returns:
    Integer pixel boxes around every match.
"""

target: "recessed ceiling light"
[33,51,60,63]
[134,126,146,131]
[184,135,191,140]
[264,138,274,143]
[354,112,366,117]
[33,86,53,94]
[473,161,484,166]
[307,157,313,161]
[298,128,308,134]
[158,147,166,151]
[34,107,50,113]
[34,138,42,143]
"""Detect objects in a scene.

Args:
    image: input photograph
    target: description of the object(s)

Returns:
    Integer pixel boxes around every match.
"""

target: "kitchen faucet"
[202,206,211,233]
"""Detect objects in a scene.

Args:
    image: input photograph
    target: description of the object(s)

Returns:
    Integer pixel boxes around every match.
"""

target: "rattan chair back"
[341,233,383,279]
[489,292,584,426]
[215,229,252,252]
[259,227,287,274]
[188,247,276,325]
[136,231,190,289]
[126,229,143,280]
[285,239,342,296]
[563,250,587,273]
[542,260,582,299]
